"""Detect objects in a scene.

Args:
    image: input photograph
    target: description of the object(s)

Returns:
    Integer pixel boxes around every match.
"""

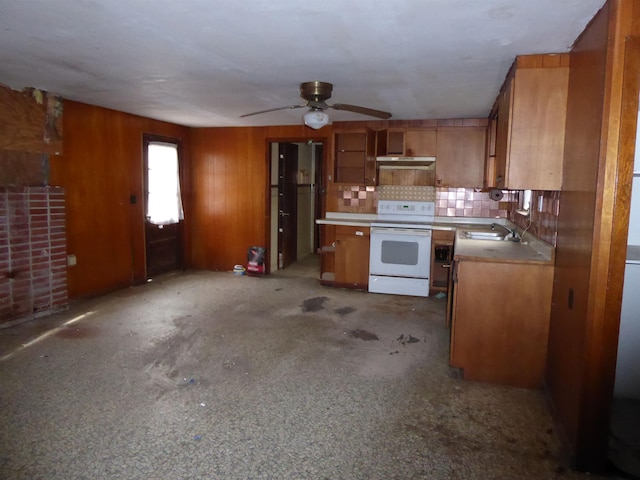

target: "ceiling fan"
[240,81,392,129]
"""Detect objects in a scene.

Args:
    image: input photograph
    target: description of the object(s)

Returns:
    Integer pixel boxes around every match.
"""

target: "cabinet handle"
[441,264,451,268]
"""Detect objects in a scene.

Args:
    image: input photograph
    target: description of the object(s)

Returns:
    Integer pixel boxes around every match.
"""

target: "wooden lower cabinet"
[334,225,370,288]
[449,259,553,388]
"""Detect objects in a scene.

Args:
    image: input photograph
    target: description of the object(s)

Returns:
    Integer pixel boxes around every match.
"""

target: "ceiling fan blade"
[330,103,392,119]
[240,104,307,118]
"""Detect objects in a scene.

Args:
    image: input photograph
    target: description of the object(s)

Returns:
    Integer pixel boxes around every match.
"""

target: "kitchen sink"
[461,230,506,241]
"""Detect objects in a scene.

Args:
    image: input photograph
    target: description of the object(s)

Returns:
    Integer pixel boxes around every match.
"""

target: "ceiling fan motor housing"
[300,81,333,103]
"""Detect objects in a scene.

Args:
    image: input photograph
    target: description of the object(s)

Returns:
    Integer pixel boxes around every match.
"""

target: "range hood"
[375,156,436,167]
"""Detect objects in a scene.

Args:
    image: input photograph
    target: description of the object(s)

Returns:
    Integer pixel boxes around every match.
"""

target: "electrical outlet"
[67,254,77,266]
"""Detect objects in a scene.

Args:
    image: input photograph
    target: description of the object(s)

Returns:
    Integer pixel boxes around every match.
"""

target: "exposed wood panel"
[0,86,63,155]
[0,150,47,186]
[48,101,190,299]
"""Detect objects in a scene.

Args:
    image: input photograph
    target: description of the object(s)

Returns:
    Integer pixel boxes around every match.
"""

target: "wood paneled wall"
[189,125,328,271]
[49,101,190,299]
[546,0,640,470]
[189,119,490,270]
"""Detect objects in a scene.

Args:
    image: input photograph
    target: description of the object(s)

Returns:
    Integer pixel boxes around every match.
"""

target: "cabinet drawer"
[335,226,370,237]
[432,230,455,242]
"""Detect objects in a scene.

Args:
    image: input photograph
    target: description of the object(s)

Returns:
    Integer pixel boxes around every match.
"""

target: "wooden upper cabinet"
[490,54,569,190]
[405,129,437,156]
[493,77,513,189]
[376,128,436,157]
[435,127,487,188]
[334,128,376,185]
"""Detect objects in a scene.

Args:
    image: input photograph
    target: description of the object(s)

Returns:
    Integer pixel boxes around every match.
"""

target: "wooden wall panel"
[546,0,640,470]
[189,125,328,271]
[48,101,190,299]
[546,1,609,465]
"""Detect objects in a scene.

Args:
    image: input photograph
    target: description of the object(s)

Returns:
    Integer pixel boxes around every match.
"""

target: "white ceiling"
[0,0,605,128]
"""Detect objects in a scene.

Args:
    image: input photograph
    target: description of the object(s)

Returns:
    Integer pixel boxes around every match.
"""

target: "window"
[146,142,184,225]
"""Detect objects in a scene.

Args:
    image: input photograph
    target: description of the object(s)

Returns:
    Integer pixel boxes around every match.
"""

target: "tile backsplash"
[334,185,560,246]
[335,185,377,212]
[508,190,560,246]
[435,188,513,218]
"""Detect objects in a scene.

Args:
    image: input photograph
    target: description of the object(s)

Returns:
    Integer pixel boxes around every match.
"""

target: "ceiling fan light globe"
[303,110,330,129]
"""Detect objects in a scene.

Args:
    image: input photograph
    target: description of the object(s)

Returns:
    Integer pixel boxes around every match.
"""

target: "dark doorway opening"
[269,140,324,273]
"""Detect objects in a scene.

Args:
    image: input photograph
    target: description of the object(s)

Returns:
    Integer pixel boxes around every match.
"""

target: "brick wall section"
[0,187,67,324]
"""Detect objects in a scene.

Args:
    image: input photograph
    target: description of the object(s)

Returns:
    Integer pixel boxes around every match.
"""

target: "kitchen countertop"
[453,226,554,264]
[317,212,554,264]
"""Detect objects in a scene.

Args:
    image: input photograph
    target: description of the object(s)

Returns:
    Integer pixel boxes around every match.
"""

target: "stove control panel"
[377,200,435,214]
[376,200,435,222]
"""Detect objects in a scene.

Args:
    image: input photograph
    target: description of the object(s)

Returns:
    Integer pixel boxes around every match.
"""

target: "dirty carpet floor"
[0,257,608,479]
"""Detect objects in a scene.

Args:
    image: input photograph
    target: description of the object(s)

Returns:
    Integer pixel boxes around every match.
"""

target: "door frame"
[265,136,328,273]
[142,133,185,279]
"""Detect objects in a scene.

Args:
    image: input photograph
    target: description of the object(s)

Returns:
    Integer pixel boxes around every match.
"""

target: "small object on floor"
[246,246,267,275]
[435,292,447,299]
[193,435,201,441]
[233,265,245,275]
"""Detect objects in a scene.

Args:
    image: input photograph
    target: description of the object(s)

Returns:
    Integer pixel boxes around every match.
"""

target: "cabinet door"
[405,129,437,156]
[336,132,366,151]
[335,226,370,286]
[449,260,553,388]
[507,67,568,190]
[387,130,404,155]
[335,132,366,184]
[494,77,514,189]
[435,127,486,188]
[334,130,376,185]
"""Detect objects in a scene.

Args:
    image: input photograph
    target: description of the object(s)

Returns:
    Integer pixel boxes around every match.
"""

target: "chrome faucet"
[491,223,518,240]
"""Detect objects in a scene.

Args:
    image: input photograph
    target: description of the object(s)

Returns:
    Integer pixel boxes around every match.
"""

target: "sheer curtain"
[146,142,184,225]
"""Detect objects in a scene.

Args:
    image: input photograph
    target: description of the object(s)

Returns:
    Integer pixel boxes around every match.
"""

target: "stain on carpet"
[302,296,328,312]
[349,329,379,341]
[334,307,355,316]
[397,334,421,345]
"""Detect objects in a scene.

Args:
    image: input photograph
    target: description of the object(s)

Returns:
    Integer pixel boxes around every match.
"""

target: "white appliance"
[368,200,435,297]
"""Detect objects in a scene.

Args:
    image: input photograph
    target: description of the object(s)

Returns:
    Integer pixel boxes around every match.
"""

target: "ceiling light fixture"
[303,109,330,129]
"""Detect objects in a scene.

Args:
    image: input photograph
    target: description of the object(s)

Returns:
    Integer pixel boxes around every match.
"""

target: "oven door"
[369,227,432,278]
